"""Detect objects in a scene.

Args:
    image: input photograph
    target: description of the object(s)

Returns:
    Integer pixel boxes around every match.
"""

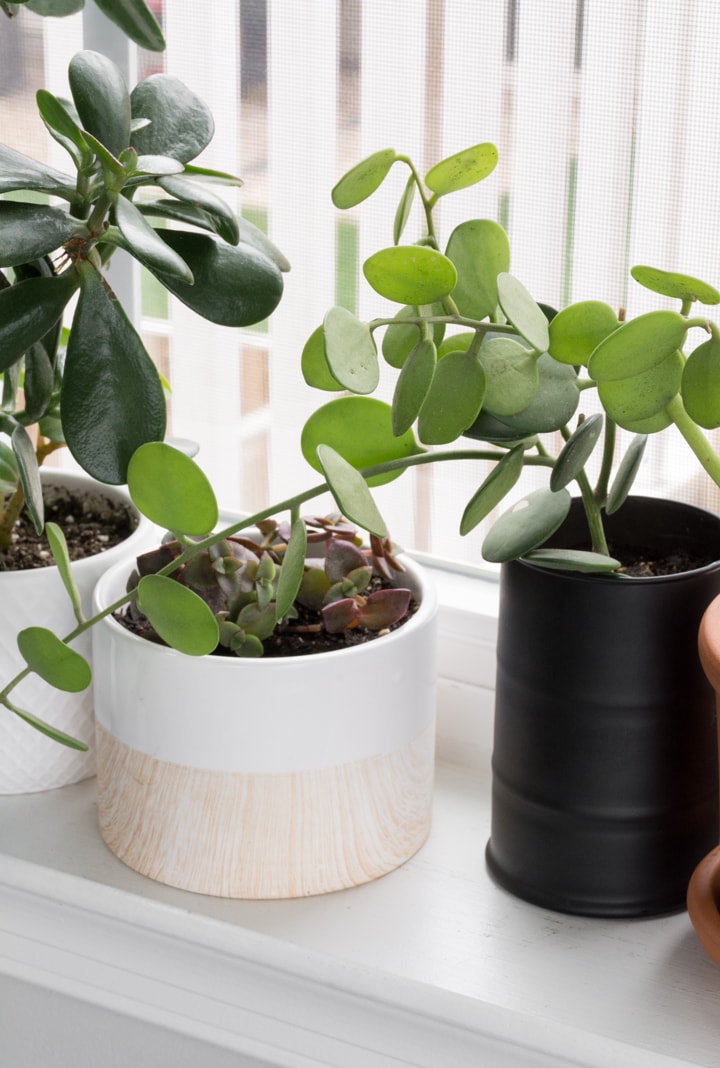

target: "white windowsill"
[1,563,719,1068]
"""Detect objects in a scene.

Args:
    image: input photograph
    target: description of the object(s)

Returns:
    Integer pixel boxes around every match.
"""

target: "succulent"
[1,0,166,53]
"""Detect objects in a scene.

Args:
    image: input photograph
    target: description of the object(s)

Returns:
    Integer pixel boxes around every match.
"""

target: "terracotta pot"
[0,469,154,795]
[91,552,437,898]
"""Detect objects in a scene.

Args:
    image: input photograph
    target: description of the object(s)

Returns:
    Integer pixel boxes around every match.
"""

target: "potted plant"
[2,0,166,52]
[297,143,720,916]
[0,48,286,790]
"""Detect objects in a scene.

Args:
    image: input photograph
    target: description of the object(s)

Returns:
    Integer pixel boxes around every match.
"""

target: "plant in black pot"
[297,142,720,916]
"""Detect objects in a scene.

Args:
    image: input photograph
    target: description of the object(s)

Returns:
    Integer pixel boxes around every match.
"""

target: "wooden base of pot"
[96,722,434,898]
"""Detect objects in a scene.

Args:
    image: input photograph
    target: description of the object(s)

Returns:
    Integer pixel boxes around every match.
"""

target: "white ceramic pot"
[0,469,155,794]
[92,553,438,898]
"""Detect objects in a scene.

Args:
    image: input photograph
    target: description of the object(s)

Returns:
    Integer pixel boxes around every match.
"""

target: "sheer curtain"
[3,0,720,567]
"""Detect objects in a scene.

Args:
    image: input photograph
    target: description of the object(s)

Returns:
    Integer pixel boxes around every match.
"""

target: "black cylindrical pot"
[486,496,720,917]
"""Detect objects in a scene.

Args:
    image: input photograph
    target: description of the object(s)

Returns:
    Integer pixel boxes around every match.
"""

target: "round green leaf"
[597,349,683,429]
[459,445,524,535]
[331,148,397,209]
[588,310,688,381]
[446,220,510,321]
[521,548,621,573]
[382,303,445,368]
[417,348,486,445]
[317,445,388,539]
[550,413,604,491]
[136,575,219,656]
[128,441,218,535]
[363,245,457,305]
[548,300,619,366]
[466,353,579,438]
[631,265,720,306]
[425,143,498,196]
[17,626,92,693]
[301,325,343,391]
[479,337,539,416]
[682,336,720,428]
[392,337,437,435]
[69,50,131,160]
[323,306,379,394]
[482,487,572,563]
[497,273,550,353]
[606,434,647,515]
[131,75,214,163]
[301,397,420,487]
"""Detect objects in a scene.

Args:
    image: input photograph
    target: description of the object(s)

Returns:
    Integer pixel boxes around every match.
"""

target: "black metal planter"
[486,496,720,917]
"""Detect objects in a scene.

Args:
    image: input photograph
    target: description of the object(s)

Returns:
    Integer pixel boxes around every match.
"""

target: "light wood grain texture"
[96,722,435,898]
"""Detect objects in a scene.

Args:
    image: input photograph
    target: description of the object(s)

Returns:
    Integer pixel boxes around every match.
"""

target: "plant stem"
[594,417,616,506]
[667,393,720,488]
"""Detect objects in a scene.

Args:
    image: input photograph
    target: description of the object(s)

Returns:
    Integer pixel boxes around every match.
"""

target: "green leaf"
[12,424,43,533]
[93,0,166,52]
[133,155,184,177]
[0,273,76,371]
[331,148,397,209]
[136,575,219,656]
[363,245,457,305]
[425,142,498,196]
[275,518,308,621]
[550,413,604,491]
[301,325,343,391]
[323,307,379,394]
[465,353,579,439]
[606,434,647,515]
[478,336,539,416]
[35,89,90,168]
[157,174,239,245]
[237,215,290,272]
[497,273,550,353]
[301,397,420,487]
[45,522,84,621]
[521,548,621,573]
[482,487,572,563]
[588,310,688,381]
[68,50,131,160]
[22,342,54,422]
[597,349,683,429]
[548,300,619,366]
[6,701,88,751]
[445,220,510,320]
[25,0,83,14]
[393,173,416,245]
[392,337,437,435]
[114,194,194,282]
[316,445,388,539]
[128,441,218,535]
[417,348,486,445]
[62,263,166,484]
[0,144,77,201]
[381,303,445,368]
[17,626,92,692]
[459,445,524,535]
[631,265,720,306]
[131,75,214,163]
[681,336,720,428]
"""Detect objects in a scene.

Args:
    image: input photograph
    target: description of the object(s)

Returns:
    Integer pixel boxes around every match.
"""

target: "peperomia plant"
[1,0,166,52]
[0,49,287,551]
[300,144,720,572]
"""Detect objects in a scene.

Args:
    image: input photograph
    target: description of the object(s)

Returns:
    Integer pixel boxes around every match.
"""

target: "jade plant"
[0,49,286,550]
[2,0,165,52]
[300,143,720,572]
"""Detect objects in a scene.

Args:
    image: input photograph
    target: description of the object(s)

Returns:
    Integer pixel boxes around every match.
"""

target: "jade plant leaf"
[12,423,43,533]
[482,487,572,563]
[35,89,90,168]
[417,348,486,444]
[497,273,550,354]
[26,0,84,14]
[331,148,397,209]
[93,0,166,52]
[136,575,220,656]
[681,336,720,428]
[425,143,499,196]
[157,175,240,245]
[606,434,647,514]
[521,548,621,573]
[597,349,683,429]
[363,245,457,305]
[631,265,720,306]
[478,337,539,417]
[382,303,445,368]
[445,220,510,321]
[548,300,619,366]
[323,306,379,394]
[114,194,194,281]
[317,444,388,539]
[0,144,77,201]
[128,441,218,536]
[0,201,80,266]
[131,75,214,163]
[459,445,525,535]
[68,50,131,160]
[0,273,76,371]
[301,325,344,391]
[392,337,437,435]
[45,521,84,622]
[17,626,92,692]
[588,310,688,381]
[550,413,604,491]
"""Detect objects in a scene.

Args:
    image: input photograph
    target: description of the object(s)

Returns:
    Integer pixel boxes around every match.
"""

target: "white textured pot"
[0,469,154,795]
[92,553,438,898]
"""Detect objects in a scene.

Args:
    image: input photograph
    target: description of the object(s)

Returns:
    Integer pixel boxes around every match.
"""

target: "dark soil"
[611,545,716,577]
[0,484,138,572]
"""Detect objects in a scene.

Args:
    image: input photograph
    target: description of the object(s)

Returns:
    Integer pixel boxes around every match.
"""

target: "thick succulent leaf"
[356,588,411,630]
[478,336,539,417]
[17,626,92,692]
[0,441,18,487]
[332,148,397,209]
[459,445,525,535]
[6,702,87,750]
[0,201,80,266]
[597,349,683,429]
[36,89,90,168]
[425,142,498,196]
[93,0,166,52]
[482,487,572,563]
[45,521,84,622]
[446,220,510,320]
[275,518,307,622]
[301,325,344,391]
[62,264,166,483]
[588,310,688,381]
[26,0,83,12]
[381,303,445,368]
[392,337,437,435]
[630,265,720,306]
[301,397,420,487]
[22,342,54,422]
[134,155,185,177]
[393,173,416,244]
[136,575,219,656]
[157,174,239,245]
[128,441,218,536]
[323,306,379,394]
[606,434,647,514]
[131,75,214,163]
[0,273,76,371]
[550,412,604,492]
[417,348,486,445]
[12,423,43,533]
[68,50,131,160]
[363,245,457,305]
[497,273,550,353]
[317,444,388,539]
[0,144,77,200]
[681,336,720,428]
[114,194,193,282]
[149,230,284,327]
[237,216,290,272]
[521,548,621,573]
[466,352,579,438]
[548,300,619,366]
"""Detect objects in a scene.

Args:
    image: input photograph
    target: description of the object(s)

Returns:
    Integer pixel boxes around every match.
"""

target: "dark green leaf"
[482,487,572,563]
[25,0,83,13]
[425,143,498,196]
[237,215,290,272]
[17,626,92,692]
[131,75,214,163]
[93,0,166,52]
[446,220,510,320]
[364,245,457,305]
[392,337,437,435]
[0,144,77,201]
[12,423,43,532]
[497,273,550,353]
[0,273,76,371]
[550,413,604,491]
[137,575,219,656]
[522,548,621,573]
[114,194,193,282]
[417,348,485,444]
[0,201,80,266]
[22,342,54,422]
[459,445,524,535]
[317,444,388,539]
[157,174,239,245]
[134,154,185,177]
[548,300,619,366]
[681,336,720,428]
[69,50,131,160]
[35,89,90,168]
[332,148,397,209]
[588,310,688,381]
[128,441,218,535]
[323,306,379,394]
[631,265,720,306]
[606,435,647,514]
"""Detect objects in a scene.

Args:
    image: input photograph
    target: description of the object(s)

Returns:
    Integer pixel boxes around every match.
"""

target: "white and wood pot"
[0,469,154,795]
[91,553,438,898]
